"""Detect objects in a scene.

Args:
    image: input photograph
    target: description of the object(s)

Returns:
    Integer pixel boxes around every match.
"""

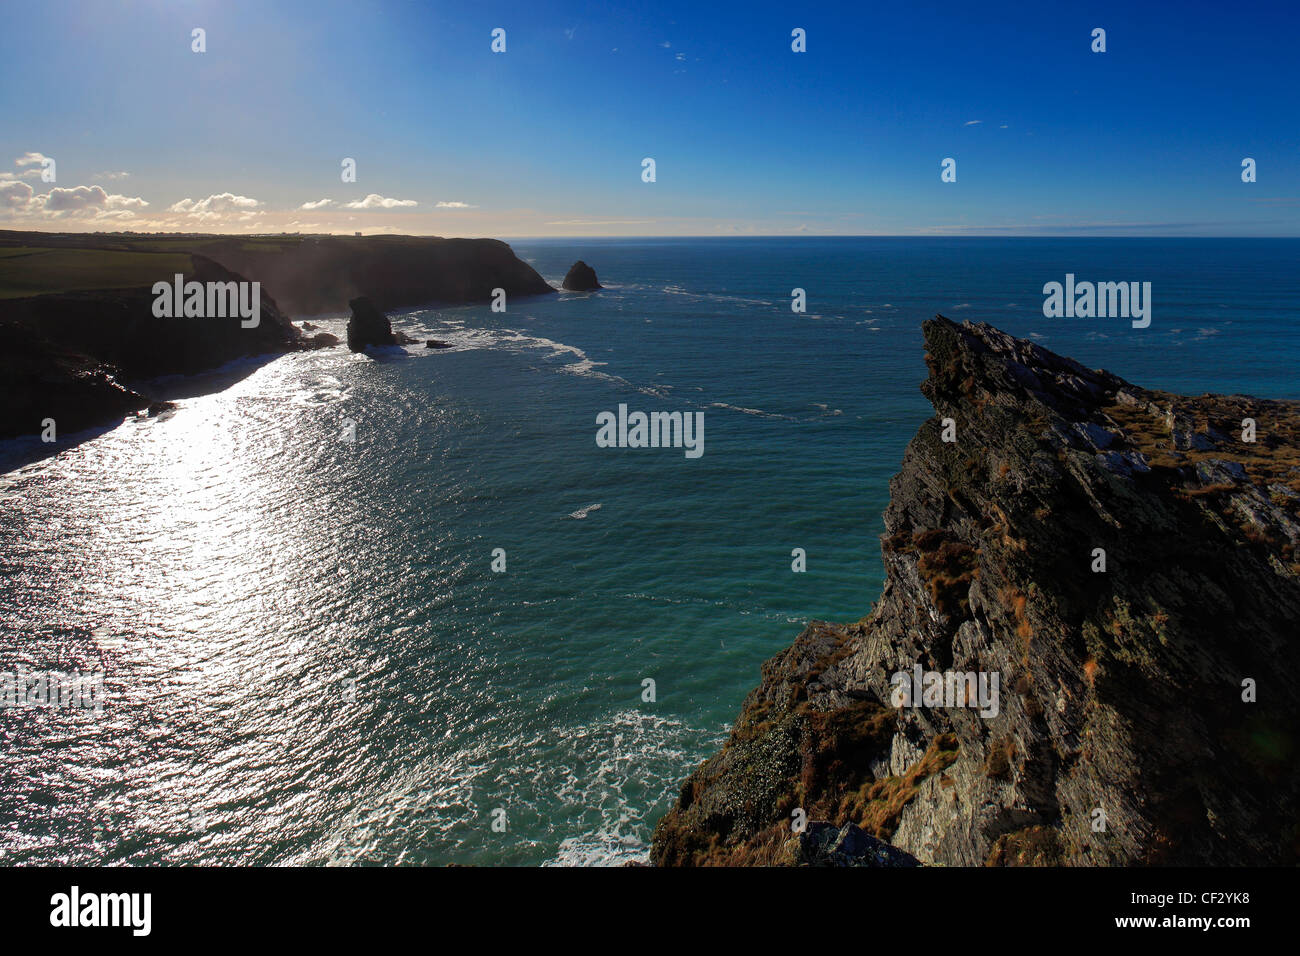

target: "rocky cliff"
[206,235,555,314]
[0,255,304,439]
[0,231,558,439]
[652,315,1300,866]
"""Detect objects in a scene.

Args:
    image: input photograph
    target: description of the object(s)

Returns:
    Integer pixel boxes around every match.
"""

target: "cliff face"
[0,232,558,440]
[205,235,555,314]
[652,316,1300,866]
[0,255,303,438]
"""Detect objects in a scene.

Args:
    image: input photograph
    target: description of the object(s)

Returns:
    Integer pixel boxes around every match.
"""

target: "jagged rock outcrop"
[345,296,396,351]
[652,315,1300,867]
[783,822,921,867]
[562,260,601,291]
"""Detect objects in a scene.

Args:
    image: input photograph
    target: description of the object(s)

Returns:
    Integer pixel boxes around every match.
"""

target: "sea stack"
[562,260,602,291]
[346,296,396,351]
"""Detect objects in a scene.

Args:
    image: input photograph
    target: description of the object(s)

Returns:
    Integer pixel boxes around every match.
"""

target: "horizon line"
[3,229,1298,241]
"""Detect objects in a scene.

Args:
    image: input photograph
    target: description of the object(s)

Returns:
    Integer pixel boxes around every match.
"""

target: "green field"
[0,247,195,299]
[0,231,461,301]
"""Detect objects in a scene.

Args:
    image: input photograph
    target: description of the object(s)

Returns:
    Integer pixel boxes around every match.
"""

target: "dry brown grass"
[914,529,979,620]
[842,733,961,840]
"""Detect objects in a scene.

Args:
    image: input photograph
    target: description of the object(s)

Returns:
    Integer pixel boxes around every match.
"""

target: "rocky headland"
[0,232,557,439]
[207,234,556,314]
[652,315,1300,867]
[0,254,305,439]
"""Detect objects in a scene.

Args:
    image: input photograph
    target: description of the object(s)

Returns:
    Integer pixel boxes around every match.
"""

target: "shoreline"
[0,232,562,442]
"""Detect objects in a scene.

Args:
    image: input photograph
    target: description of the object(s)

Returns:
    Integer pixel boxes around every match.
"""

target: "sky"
[2,0,1298,237]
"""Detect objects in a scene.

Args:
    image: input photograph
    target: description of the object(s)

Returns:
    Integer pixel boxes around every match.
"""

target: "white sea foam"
[706,401,792,421]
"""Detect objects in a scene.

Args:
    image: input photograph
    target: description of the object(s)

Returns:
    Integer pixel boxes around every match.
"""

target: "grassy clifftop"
[0,246,195,299]
[0,231,556,314]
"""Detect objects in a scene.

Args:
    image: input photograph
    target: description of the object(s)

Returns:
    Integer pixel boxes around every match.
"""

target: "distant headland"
[0,231,564,440]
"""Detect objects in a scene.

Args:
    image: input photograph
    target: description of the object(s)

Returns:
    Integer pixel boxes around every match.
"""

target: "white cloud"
[435,201,476,208]
[0,181,149,220]
[0,180,34,210]
[300,198,335,210]
[342,193,417,209]
[964,120,983,126]
[168,192,261,215]
[92,171,131,181]
[12,153,54,180]
[43,185,146,213]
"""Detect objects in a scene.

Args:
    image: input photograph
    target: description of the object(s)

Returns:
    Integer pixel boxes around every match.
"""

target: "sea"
[1,237,1297,865]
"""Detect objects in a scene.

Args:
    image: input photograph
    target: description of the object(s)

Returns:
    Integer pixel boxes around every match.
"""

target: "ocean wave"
[705,401,793,421]
[810,403,844,417]
[541,710,725,867]
[661,285,774,307]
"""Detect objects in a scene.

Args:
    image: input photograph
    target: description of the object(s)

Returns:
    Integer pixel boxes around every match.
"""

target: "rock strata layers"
[652,315,1300,866]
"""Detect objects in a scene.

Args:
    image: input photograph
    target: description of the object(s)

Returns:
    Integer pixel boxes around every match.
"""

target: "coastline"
[0,232,559,444]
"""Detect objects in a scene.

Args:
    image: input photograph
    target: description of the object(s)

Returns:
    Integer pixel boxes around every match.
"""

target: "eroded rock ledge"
[652,315,1300,867]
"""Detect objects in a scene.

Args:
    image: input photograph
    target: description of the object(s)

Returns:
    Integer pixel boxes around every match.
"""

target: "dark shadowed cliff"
[205,235,555,314]
[0,232,558,439]
[0,255,303,439]
[652,315,1300,866]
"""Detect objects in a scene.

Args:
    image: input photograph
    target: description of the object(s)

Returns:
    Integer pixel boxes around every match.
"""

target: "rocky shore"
[0,233,558,439]
[652,315,1300,866]
[0,254,306,439]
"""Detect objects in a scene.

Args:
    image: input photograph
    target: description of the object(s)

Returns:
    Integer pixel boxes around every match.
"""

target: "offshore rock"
[562,260,601,291]
[345,296,395,351]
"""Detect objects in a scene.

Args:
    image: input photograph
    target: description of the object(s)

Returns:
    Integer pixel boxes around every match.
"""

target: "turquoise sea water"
[1,238,1297,865]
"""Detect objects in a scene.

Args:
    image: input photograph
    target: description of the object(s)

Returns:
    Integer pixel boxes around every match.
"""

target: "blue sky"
[2,0,1298,235]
